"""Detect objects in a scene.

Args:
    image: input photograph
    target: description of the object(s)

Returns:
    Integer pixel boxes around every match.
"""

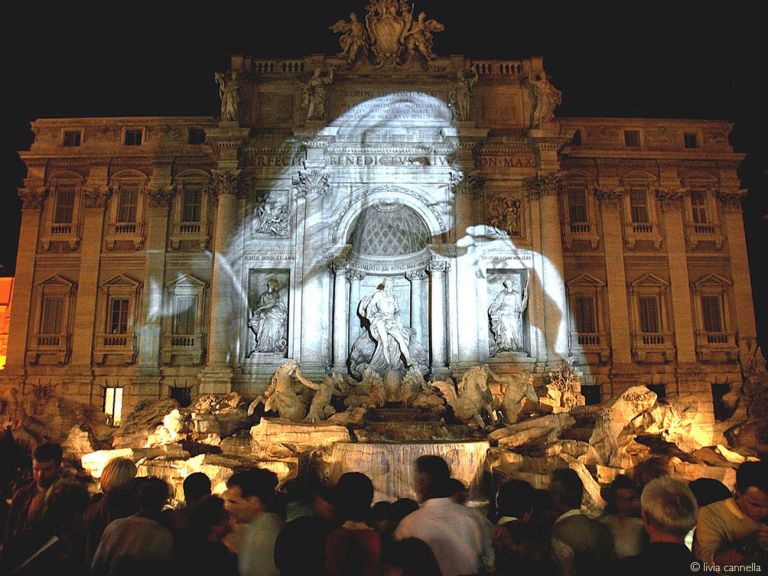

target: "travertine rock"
[113,398,180,448]
[62,426,97,460]
[539,364,585,414]
[559,454,606,515]
[488,413,574,449]
[81,448,134,478]
[327,407,368,427]
[544,439,599,465]
[250,418,350,451]
[500,371,538,424]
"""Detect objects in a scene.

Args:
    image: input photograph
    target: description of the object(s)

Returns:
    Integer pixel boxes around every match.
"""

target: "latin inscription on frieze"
[478,155,536,169]
[328,154,450,167]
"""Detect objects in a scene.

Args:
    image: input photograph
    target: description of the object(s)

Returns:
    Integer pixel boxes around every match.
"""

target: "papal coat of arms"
[331,0,444,66]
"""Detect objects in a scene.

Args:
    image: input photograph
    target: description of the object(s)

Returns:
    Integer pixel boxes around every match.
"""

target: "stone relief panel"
[247,270,290,358]
[486,194,523,238]
[251,190,291,238]
[487,269,529,357]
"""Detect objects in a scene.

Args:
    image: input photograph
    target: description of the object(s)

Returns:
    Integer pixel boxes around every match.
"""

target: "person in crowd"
[615,476,698,575]
[325,472,381,576]
[688,478,731,508]
[694,461,768,567]
[90,476,174,576]
[494,520,555,576]
[5,443,62,541]
[394,455,493,576]
[0,479,90,575]
[82,457,137,565]
[447,478,468,505]
[382,537,442,576]
[224,468,283,576]
[183,472,211,506]
[599,475,644,559]
[495,479,535,526]
[174,495,238,576]
[549,468,614,576]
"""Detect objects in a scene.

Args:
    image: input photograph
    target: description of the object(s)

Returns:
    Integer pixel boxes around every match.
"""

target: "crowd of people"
[0,436,766,575]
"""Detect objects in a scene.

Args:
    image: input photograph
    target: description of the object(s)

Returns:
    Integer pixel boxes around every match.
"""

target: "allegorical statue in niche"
[448,70,478,122]
[358,278,414,370]
[529,72,562,127]
[330,12,367,64]
[303,66,334,121]
[248,278,288,355]
[215,71,240,122]
[489,276,529,354]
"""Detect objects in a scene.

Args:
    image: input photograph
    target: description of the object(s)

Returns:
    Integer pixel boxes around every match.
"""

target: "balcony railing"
[161,333,205,364]
[632,332,674,362]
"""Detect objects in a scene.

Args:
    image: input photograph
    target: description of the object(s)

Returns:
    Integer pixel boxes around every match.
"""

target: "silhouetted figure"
[688,478,731,508]
[382,538,442,576]
[175,495,238,576]
[183,472,211,505]
[274,515,331,576]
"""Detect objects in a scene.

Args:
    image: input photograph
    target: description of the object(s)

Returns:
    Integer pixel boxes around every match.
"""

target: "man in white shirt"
[394,455,493,576]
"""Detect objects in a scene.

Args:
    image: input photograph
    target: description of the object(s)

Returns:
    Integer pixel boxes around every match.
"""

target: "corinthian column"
[428,259,449,372]
[331,261,349,371]
[346,269,366,346]
[406,269,428,350]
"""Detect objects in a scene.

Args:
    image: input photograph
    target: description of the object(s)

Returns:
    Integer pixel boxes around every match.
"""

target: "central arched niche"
[344,201,433,377]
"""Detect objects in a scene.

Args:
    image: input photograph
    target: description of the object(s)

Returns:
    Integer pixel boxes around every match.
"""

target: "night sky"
[3,4,766,350]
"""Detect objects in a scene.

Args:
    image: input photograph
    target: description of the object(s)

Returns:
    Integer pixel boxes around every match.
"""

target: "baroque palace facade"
[0,3,757,427]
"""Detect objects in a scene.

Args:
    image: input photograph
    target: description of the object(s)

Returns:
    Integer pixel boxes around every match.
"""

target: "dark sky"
[3,3,766,349]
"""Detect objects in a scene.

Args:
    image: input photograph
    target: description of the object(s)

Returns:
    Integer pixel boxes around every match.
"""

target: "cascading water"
[329,441,490,503]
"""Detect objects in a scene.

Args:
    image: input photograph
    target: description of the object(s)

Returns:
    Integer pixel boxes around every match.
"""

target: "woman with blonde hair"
[83,457,138,563]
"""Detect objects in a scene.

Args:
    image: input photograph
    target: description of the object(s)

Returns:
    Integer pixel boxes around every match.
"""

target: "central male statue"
[359,278,414,370]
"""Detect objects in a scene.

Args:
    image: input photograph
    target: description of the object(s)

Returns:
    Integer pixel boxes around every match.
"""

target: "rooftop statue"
[214,70,240,122]
[303,66,334,121]
[331,0,444,66]
[530,71,562,127]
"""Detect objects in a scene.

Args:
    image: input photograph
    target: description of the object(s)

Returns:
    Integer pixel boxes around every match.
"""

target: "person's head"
[496,479,535,521]
[389,498,419,532]
[135,476,171,515]
[734,461,768,523]
[267,278,279,291]
[383,538,442,576]
[225,468,278,523]
[640,477,698,542]
[42,479,90,530]
[415,455,451,502]
[32,442,62,489]
[100,457,137,494]
[332,472,374,522]
[549,468,583,513]
[186,495,232,542]
[688,478,731,508]
[371,501,392,531]
[447,478,468,504]
[183,472,212,505]
[494,521,550,574]
[606,475,639,517]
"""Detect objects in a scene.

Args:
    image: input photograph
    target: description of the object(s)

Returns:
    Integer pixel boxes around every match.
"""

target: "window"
[574,295,596,334]
[109,298,130,334]
[690,191,709,224]
[169,387,192,408]
[181,187,202,223]
[104,387,124,426]
[711,383,732,421]
[684,132,700,149]
[701,295,724,333]
[624,130,641,147]
[188,128,206,145]
[173,295,198,335]
[53,186,76,224]
[638,295,660,333]
[629,188,650,224]
[117,185,139,223]
[567,189,588,224]
[124,129,143,146]
[62,130,81,147]
[582,385,601,405]
[40,295,64,334]
[647,384,666,401]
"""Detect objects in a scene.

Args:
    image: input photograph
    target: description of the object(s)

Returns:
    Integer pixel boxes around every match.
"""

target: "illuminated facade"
[1,7,756,425]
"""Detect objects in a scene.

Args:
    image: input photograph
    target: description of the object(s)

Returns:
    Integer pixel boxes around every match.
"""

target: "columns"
[70,175,109,373]
[347,269,365,346]
[331,261,349,371]
[428,259,449,372]
[200,169,240,393]
[2,187,46,383]
[719,190,757,339]
[406,269,427,350]
[657,189,696,363]
[596,188,633,366]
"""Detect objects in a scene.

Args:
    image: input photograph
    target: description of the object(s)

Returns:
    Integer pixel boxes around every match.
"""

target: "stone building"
[0,3,757,428]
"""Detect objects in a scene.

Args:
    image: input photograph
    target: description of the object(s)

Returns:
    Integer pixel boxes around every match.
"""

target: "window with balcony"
[630,274,673,362]
[106,176,146,250]
[29,275,75,364]
[562,177,598,249]
[567,274,608,362]
[170,177,210,250]
[162,275,206,364]
[623,176,661,249]
[693,274,736,361]
[629,188,650,225]
[41,177,82,250]
[685,182,723,249]
[94,275,140,364]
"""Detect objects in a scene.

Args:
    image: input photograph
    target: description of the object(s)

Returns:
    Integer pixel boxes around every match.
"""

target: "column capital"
[331,260,349,274]
[345,268,366,282]
[17,186,47,209]
[293,168,329,199]
[449,170,484,197]
[595,187,624,208]
[523,173,560,200]
[147,184,176,208]
[211,169,242,196]
[717,188,747,212]
[428,258,450,274]
[655,188,686,211]
[406,269,428,281]
[82,185,112,209]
